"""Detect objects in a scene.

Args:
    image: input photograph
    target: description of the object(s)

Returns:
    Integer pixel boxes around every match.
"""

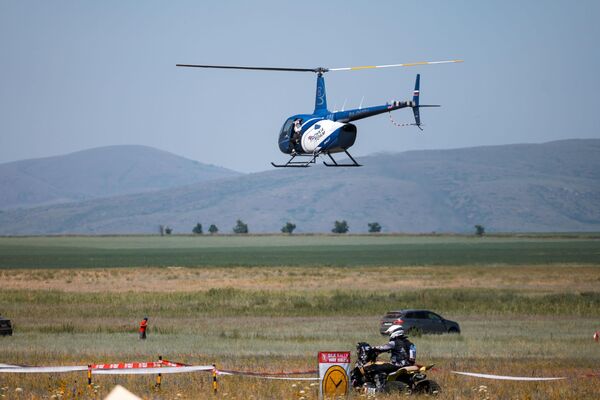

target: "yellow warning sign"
[322,365,348,397]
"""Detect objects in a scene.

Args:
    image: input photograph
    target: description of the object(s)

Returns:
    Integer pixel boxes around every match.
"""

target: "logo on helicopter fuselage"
[307,126,326,142]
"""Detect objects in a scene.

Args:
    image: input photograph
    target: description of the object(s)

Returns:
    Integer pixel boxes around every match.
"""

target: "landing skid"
[271,150,362,168]
[271,152,320,168]
[323,150,362,167]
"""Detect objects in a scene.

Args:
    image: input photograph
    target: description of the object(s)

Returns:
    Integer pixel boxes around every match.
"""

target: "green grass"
[1,235,599,268]
[3,288,599,324]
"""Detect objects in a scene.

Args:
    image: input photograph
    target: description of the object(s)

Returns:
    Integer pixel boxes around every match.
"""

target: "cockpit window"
[280,119,294,138]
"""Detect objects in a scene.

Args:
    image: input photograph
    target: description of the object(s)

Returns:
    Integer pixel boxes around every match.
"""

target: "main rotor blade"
[176,64,319,73]
[328,59,463,72]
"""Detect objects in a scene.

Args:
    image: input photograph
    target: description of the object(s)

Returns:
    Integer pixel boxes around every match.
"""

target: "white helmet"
[385,324,405,339]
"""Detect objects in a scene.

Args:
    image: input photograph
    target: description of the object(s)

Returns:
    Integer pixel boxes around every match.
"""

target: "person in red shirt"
[139,317,148,340]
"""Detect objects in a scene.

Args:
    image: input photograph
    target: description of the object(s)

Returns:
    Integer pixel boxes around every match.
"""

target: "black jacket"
[375,336,414,366]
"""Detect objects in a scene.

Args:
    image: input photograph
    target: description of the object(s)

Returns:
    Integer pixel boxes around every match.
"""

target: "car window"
[404,312,416,319]
[384,312,402,319]
[413,311,428,319]
[428,312,442,321]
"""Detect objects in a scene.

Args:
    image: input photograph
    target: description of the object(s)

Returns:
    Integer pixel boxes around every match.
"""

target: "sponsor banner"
[318,351,351,399]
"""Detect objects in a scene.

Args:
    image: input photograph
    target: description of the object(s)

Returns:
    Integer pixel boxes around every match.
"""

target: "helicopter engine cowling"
[300,120,357,154]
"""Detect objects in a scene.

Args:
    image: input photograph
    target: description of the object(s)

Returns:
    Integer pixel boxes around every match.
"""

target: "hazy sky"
[1,1,599,173]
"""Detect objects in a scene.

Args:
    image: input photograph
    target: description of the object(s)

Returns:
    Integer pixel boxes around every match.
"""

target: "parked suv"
[380,309,460,335]
[0,316,12,336]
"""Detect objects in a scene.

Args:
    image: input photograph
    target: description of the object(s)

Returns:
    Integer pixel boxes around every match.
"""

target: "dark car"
[379,309,460,335]
[0,316,12,336]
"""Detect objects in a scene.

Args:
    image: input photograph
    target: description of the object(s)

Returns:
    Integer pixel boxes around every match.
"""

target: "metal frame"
[271,152,321,168]
[323,150,362,167]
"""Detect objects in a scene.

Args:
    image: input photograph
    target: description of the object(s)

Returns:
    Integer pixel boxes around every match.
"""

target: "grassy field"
[1,236,599,399]
[1,234,599,268]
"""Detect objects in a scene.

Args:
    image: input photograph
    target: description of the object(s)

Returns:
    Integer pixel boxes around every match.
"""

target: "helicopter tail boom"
[331,74,435,124]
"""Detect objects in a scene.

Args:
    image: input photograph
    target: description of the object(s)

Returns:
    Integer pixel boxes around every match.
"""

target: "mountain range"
[0,145,240,209]
[0,139,599,234]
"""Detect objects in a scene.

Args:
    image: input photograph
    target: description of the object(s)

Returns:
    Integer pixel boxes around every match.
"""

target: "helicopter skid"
[322,150,362,167]
[271,152,319,168]
[272,150,361,168]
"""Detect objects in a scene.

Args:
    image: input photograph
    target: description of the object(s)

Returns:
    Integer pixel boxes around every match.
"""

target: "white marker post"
[318,352,351,399]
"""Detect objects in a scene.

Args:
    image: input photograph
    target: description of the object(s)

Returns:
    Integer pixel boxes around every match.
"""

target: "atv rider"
[375,324,416,367]
[356,325,416,392]
[374,324,416,390]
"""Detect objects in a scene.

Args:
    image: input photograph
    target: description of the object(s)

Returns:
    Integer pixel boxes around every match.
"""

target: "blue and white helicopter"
[177,60,462,167]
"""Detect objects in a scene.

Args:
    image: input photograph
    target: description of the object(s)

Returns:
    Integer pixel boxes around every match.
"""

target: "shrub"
[332,220,349,234]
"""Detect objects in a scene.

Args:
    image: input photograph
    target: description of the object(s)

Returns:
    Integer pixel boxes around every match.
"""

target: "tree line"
[161,220,384,235]
[161,221,486,235]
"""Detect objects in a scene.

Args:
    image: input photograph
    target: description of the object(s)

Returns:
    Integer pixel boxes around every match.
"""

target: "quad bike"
[350,342,441,396]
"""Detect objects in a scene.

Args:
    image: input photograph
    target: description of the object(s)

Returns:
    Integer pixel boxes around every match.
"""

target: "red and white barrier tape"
[161,359,189,367]
[218,369,317,376]
[94,366,214,375]
[0,362,318,380]
[451,371,567,381]
[1,361,597,382]
[92,362,164,370]
[0,360,201,374]
[218,371,318,381]
[92,359,189,370]
[217,368,319,380]
[0,366,89,373]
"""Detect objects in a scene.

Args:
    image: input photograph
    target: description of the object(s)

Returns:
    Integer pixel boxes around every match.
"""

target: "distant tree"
[208,224,219,234]
[281,222,296,234]
[192,223,203,235]
[159,225,165,236]
[165,226,173,235]
[233,220,249,234]
[368,222,382,233]
[474,224,485,236]
[332,220,349,234]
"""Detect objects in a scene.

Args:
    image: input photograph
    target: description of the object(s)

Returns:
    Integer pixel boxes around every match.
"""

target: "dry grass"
[1,264,599,293]
[1,264,600,399]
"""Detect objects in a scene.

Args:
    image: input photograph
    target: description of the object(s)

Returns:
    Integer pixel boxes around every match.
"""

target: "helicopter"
[176,60,462,167]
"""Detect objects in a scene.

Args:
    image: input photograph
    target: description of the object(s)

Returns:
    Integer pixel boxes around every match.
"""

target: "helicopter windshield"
[278,118,296,153]
[279,118,294,139]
